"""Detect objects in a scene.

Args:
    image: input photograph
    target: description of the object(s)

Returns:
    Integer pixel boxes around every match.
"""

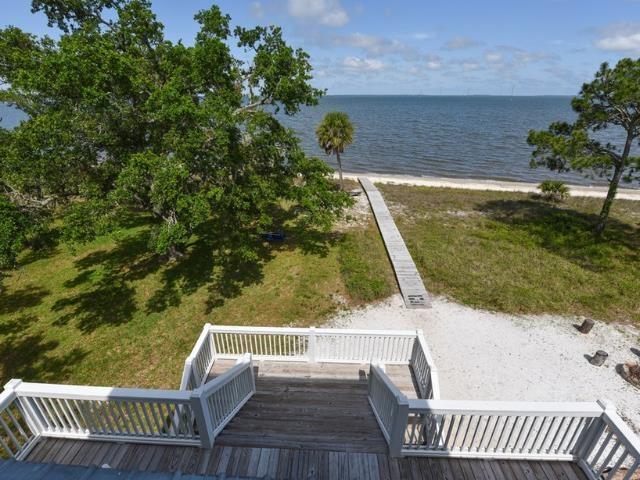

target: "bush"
[538,180,569,202]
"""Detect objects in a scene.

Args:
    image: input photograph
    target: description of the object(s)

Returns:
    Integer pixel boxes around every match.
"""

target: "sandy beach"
[340,172,640,201]
[330,294,640,433]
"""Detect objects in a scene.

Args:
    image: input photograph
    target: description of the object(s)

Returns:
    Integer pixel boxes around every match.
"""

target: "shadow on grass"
[477,199,640,271]
[145,212,340,315]
[0,323,87,384]
[0,285,50,316]
[51,231,156,333]
[50,207,339,332]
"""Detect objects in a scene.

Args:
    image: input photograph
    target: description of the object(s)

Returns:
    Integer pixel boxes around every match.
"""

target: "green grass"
[0,209,394,389]
[378,184,640,324]
[339,221,397,303]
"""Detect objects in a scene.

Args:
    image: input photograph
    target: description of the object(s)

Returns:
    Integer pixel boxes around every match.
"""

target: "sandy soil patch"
[329,294,640,432]
[335,191,372,231]
[337,172,640,201]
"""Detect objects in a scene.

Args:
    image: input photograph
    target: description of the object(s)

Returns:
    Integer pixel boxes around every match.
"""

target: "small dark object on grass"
[589,350,608,366]
[577,319,594,334]
[260,231,286,242]
[619,362,640,388]
[349,189,362,197]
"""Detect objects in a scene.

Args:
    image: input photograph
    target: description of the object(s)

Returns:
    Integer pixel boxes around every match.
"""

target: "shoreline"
[339,172,640,201]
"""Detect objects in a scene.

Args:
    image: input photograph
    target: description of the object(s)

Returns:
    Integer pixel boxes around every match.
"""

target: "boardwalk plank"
[359,177,429,308]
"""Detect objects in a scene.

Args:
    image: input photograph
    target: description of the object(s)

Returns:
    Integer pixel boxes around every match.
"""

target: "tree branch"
[234,97,272,114]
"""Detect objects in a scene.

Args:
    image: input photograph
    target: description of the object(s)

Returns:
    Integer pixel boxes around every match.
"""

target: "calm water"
[1,97,631,186]
[280,95,614,186]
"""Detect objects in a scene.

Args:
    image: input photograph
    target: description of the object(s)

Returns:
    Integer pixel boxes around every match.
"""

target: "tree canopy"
[528,58,640,234]
[0,0,350,265]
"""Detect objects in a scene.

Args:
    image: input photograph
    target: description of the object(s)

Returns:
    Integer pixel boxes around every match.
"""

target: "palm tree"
[316,112,354,190]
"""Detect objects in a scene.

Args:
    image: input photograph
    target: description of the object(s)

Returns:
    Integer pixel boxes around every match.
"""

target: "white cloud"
[411,32,436,41]
[332,33,410,56]
[341,56,387,71]
[250,1,264,19]
[425,54,442,70]
[288,0,349,27]
[595,23,640,52]
[485,52,503,63]
[442,36,481,50]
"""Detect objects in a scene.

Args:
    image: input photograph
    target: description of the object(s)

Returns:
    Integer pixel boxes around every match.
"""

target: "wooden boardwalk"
[359,177,429,309]
[23,438,589,479]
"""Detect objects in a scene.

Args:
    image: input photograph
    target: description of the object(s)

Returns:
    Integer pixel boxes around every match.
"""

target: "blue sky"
[3,0,640,95]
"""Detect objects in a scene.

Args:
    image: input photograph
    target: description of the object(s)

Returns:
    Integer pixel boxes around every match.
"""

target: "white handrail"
[411,330,440,399]
[406,399,604,417]
[210,325,418,336]
[0,381,38,460]
[180,323,215,390]
[577,401,640,480]
[209,325,420,364]
[368,364,409,457]
[192,353,256,447]
[11,380,200,446]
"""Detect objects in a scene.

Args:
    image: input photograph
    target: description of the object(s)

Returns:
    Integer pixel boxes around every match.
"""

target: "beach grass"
[378,184,640,324]
[0,207,394,389]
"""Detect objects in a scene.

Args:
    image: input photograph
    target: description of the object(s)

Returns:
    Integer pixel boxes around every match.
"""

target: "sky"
[2,0,640,95]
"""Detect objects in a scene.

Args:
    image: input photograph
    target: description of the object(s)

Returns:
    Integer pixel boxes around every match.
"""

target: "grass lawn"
[0,201,395,389]
[378,184,640,324]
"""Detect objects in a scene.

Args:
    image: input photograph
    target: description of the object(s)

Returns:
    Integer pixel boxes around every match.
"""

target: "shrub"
[538,180,569,202]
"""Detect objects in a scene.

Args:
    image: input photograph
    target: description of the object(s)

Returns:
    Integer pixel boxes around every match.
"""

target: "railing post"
[190,388,214,449]
[575,400,610,461]
[4,379,41,437]
[308,327,317,363]
[389,393,409,457]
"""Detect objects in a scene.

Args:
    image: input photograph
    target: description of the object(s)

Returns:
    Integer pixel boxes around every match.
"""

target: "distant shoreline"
[340,172,640,201]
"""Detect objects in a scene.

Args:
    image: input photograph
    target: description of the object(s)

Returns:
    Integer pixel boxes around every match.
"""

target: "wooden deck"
[359,177,430,309]
[208,360,419,453]
[23,439,588,479]
[18,361,590,478]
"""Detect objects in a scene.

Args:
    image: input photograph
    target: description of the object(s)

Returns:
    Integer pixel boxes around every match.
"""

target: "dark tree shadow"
[0,330,87,384]
[144,206,339,315]
[51,232,158,333]
[16,226,62,267]
[0,285,50,315]
[51,206,339,331]
[476,199,640,271]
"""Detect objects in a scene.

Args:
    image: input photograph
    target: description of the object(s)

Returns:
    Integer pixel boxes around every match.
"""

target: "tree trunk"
[166,244,184,262]
[594,132,632,236]
[336,151,344,190]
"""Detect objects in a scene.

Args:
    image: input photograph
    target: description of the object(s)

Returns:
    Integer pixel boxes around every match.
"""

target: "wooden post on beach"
[578,319,594,334]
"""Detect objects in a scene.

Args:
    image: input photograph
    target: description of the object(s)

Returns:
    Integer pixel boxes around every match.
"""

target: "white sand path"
[339,172,640,201]
[329,294,640,432]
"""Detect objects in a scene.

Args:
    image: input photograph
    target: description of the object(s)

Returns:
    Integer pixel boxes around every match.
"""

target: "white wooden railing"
[0,381,38,460]
[193,353,255,448]
[0,351,256,455]
[367,364,409,456]
[410,330,440,399]
[209,325,423,365]
[401,400,602,460]
[180,323,216,390]
[367,366,640,478]
[6,381,201,447]
[576,401,640,480]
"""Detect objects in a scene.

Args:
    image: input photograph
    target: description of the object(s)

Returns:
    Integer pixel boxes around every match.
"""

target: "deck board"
[209,359,417,453]
[359,177,429,308]
[17,358,591,479]
[22,439,590,479]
